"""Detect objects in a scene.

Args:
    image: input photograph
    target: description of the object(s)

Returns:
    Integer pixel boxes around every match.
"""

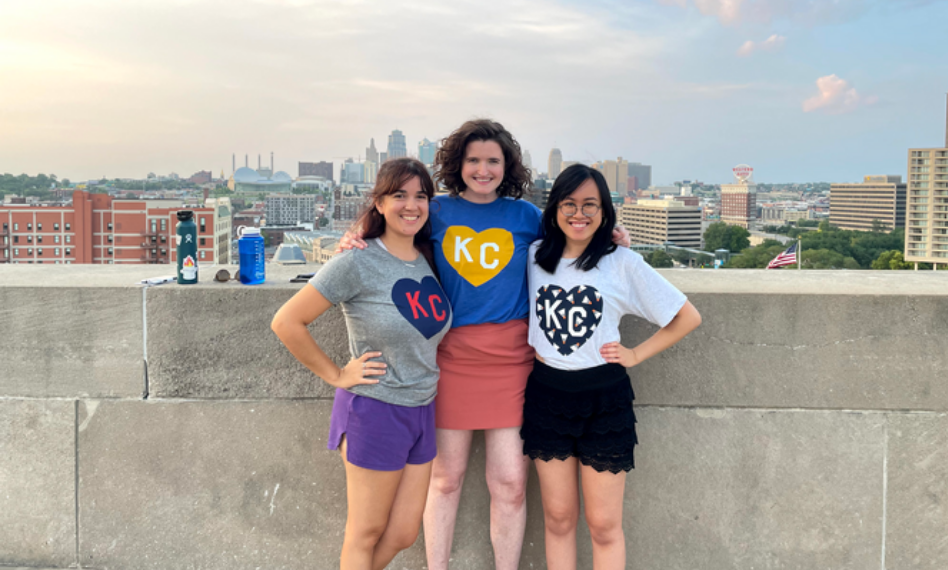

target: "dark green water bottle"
[176,210,198,285]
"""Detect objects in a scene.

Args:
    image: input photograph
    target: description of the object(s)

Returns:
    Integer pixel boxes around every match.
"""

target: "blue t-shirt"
[431,195,543,328]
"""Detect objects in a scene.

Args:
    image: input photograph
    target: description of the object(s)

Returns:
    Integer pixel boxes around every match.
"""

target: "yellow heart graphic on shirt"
[443,226,515,287]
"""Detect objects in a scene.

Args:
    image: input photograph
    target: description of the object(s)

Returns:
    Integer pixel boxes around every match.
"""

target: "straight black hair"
[535,164,617,273]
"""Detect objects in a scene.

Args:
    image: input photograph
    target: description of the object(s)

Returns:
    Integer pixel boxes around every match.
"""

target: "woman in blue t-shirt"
[524,164,701,570]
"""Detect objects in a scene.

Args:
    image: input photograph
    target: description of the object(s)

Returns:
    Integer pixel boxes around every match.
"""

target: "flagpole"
[797,237,801,270]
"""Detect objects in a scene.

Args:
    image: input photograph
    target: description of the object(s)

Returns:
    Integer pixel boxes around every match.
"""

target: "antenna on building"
[232,154,235,175]
[258,154,261,170]
[245,155,248,168]
[271,152,274,173]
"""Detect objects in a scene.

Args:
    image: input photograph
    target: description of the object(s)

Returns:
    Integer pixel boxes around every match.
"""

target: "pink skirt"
[435,319,535,430]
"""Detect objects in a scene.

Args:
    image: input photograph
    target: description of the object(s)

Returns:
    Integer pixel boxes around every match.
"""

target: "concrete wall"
[2,265,947,570]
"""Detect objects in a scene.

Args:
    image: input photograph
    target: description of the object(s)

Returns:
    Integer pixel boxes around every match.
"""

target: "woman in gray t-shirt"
[272,158,451,570]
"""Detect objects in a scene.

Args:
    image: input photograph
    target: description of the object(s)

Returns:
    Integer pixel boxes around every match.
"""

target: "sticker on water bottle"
[182,255,197,280]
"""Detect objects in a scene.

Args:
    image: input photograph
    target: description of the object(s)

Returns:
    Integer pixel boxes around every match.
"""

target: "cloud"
[802,75,878,114]
[657,0,932,26]
[737,34,786,56]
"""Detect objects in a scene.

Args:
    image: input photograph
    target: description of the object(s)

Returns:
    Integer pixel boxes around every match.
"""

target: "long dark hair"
[535,164,616,273]
[435,119,532,199]
[355,157,438,274]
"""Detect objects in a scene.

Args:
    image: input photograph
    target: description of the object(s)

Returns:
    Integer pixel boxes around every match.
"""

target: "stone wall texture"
[1,265,947,569]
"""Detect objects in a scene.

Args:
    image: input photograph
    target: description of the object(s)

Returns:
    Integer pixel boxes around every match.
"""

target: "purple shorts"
[328,388,437,471]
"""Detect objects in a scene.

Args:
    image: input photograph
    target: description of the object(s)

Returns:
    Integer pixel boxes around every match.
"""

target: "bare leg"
[534,457,581,570]
[423,429,473,570]
[484,427,530,570]
[580,464,627,570]
[339,439,405,570]
[371,461,432,570]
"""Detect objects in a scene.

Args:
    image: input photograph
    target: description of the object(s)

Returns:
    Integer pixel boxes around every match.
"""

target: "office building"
[523,150,533,171]
[388,129,407,159]
[418,138,437,166]
[594,157,630,195]
[265,195,317,226]
[829,175,906,232]
[721,166,757,229]
[343,162,365,184]
[628,163,652,191]
[0,190,227,264]
[548,148,562,180]
[299,161,334,181]
[905,148,948,264]
[620,199,702,248]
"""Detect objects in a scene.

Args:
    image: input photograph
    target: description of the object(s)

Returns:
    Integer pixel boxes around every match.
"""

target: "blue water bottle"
[237,226,265,285]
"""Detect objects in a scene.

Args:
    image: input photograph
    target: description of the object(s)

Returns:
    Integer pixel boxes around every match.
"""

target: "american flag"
[766,242,798,269]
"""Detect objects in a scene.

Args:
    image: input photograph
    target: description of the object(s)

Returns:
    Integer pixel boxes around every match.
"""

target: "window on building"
[107,235,113,243]
[38,248,43,255]
[66,235,71,243]
[65,223,70,230]
[54,223,59,230]
[55,235,60,244]
[200,217,206,232]
[55,248,60,255]
[13,223,18,230]
[37,235,42,243]
[108,222,113,230]
[200,238,206,246]
[27,235,32,243]
[37,223,42,230]
[28,248,32,254]
[27,223,31,230]
[108,247,113,254]
[14,236,18,243]
[2,222,6,230]
[160,219,166,231]
[13,248,18,255]
[65,248,71,256]
[200,250,206,260]
[151,220,157,233]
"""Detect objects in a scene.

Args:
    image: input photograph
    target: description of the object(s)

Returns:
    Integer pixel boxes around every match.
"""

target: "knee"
[543,506,579,537]
[384,526,420,551]
[486,470,527,507]
[585,512,623,547]
[345,520,387,550]
[429,465,466,496]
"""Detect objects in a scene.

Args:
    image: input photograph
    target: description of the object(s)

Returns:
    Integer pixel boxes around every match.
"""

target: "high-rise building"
[548,148,563,180]
[523,150,533,172]
[388,129,407,159]
[366,139,379,165]
[418,138,437,166]
[343,162,365,184]
[299,161,334,181]
[620,199,702,248]
[365,139,379,181]
[0,190,227,265]
[830,175,906,232]
[905,148,948,264]
[628,163,652,191]
[720,165,757,229]
[594,157,630,195]
[265,194,317,226]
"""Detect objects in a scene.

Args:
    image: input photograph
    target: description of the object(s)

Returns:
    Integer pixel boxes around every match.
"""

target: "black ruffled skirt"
[520,359,637,474]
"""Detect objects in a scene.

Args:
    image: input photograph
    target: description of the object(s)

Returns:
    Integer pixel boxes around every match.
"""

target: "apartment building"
[905,148,948,264]
[0,190,228,265]
[829,175,906,232]
[620,199,702,248]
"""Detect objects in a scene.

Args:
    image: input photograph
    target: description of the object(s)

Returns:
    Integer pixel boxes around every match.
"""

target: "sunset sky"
[1,0,946,184]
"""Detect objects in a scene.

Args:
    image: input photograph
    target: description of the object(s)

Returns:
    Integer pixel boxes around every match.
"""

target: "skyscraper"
[418,138,437,166]
[523,150,533,172]
[628,163,652,191]
[548,148,563,180]
[904,95,948,267]
[720,165,757,229]
[594,157,630,195]
[830,175,906,232]
[365,139,379,180]
[388,129,407,159]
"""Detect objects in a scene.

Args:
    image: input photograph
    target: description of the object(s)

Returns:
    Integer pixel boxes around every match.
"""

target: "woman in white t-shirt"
[523,164,702,570]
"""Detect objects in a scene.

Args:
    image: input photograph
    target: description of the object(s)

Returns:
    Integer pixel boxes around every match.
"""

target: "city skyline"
[2,0,947,184]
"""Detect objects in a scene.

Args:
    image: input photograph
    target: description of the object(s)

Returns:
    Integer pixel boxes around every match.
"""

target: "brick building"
[0,190,229,265]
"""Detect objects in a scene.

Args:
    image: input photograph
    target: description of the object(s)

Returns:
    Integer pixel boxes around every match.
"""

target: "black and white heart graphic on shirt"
[535,284,603,356]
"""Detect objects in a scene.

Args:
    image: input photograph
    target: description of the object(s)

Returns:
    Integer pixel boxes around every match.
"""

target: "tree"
[702,222,729,252]
[871,250,913,270]
[726,240,786,268]
[801,249,860,270]
[645,250,674,268]
[727,226,751,253]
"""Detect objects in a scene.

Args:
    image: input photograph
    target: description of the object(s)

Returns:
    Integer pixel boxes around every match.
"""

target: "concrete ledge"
[0,287,142,398]
[0,400,75,568]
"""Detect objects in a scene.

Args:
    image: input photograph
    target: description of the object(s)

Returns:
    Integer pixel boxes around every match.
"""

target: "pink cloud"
[802,74,877,114]
[737,34,786,56]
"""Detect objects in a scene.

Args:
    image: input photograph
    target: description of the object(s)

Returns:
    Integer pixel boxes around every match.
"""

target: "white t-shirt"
[527,242,687,371]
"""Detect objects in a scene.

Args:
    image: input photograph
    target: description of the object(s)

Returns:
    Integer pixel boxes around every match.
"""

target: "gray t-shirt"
[308,239,452,406]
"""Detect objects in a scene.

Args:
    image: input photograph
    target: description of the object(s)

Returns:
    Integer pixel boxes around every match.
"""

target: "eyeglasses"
[558,203,601,217]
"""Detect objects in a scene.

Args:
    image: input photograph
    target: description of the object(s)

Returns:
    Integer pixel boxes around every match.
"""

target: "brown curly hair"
[434,119,533,199]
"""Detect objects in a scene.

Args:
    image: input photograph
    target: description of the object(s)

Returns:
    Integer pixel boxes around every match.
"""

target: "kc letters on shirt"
[430,196,543,328]
[527,243,688,371]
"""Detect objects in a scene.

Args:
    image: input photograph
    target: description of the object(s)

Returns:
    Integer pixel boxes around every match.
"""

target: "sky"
[1,0,947,184]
